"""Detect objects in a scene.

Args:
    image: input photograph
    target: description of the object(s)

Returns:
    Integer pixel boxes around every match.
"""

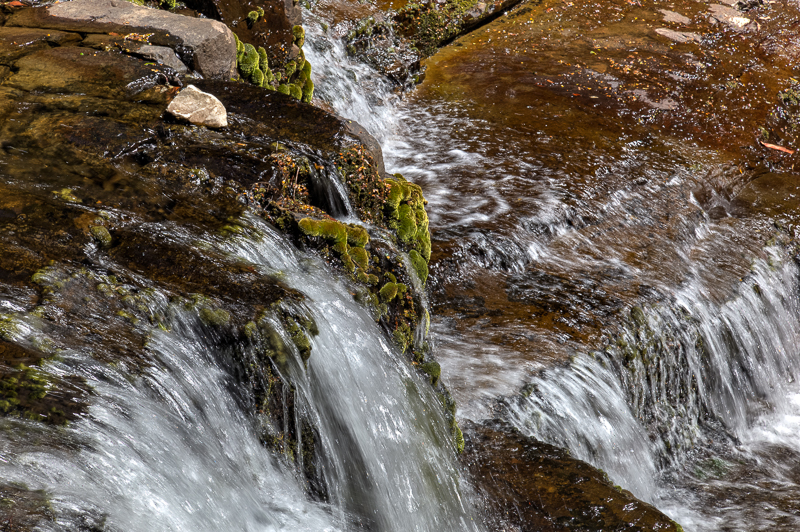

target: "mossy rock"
[89,225,112,247]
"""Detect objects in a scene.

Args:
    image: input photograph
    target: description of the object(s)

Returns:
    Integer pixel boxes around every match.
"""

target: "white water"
[302,16,800,529]
[0,217,479,531]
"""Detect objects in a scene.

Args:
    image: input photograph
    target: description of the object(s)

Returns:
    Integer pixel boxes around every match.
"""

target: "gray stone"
[7,0,236,78]
[655,28,702,43]
[137,45,189,74]
[166,85,227,128]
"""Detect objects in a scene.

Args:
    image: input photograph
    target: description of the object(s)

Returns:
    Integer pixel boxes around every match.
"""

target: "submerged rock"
[463,421,683,532]
[166,84,228,128]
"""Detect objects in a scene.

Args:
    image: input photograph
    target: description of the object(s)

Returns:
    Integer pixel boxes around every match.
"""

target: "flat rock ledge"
[167,84,228,128]
[6,0,236,78]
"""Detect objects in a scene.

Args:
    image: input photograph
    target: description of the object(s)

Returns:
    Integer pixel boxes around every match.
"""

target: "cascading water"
[303,5,800,528]
[0,216,480,531]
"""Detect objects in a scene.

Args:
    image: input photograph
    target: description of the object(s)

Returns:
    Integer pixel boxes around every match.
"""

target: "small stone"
[90,225,112,247]
[137,44,188,74]
[166,85,227,128]
[708,5,751,30]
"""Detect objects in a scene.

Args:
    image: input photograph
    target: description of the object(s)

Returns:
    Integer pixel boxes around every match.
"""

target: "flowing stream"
[305,5,800,529]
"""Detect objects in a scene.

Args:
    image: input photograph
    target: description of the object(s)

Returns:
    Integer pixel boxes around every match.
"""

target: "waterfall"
[0,216,479,531]
[508,250,800,527]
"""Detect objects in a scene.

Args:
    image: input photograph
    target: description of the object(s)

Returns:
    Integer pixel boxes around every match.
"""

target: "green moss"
[289,83,303,100]
[89,225,112,247]
[285,60,297,79]
[302,79,314,103]
[379,282,398,302]
[199,307,231,327]
[345,225,369,247]
[252,67,265,87]
[246,10,259,26]
[53,188,81,203]
[160,0,176,9]
[244,321,258,339]
[257,6,265,17]
[0,314,22,341]
[350,247,370,270]
[234,33,245,63]
[277,84,290,95]
[257,46,269,71]
[397,203,417,242]
[673,523,684,532]
[408,249,428,285]
[453,422,465,454]
[286,316,312,362]
[292,25,306,48]
[302,60,312,78]
[239,43,259,77]
[393,322,413,353]
[420,360,441,386]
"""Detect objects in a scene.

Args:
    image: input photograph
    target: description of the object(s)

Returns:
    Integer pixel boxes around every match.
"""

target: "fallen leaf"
[761,141,795,155]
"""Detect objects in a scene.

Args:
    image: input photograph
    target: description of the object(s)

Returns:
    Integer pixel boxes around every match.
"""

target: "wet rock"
[708,4,752,31]
[462,421,682,532]
[659,9,691,25]
[137,44,189,73]
[6,0,237,77]
[166,84,228,128]
[6,47,173,98]
[0,26,81,65]
[345,16,424,89]
[394,0,525,56]
[655,27,701,43]
[181,0,298,67]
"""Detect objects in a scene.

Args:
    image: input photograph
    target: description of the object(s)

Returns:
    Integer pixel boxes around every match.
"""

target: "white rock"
[166,85,227,128]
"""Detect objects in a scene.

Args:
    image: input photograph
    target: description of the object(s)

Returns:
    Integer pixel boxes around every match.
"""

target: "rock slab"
[7,0,236,78]
[167,84,228,128]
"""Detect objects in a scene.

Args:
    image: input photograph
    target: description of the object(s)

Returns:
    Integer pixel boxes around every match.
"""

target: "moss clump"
[258,46,269,72]
[393,322,413,353]
[246,10,259,27]
[289,84,303,100]
[53,188,81,203]
[277,84,290,95]
[199,306,231,327]
[285,316,312,362]
[379,282,398,302]
[420,360,441,386]
[0,314,22,341]
[350,246,370,270]
[346,225,369,247]
[160,0,176,9]
[302,79,314,103]
[239,43,259,78]
[453,422,465,453]
[299,218,347,253]
[408,249,428,285]
[252,67,265,87]
[89,225,112,247]
[292,25,306,48]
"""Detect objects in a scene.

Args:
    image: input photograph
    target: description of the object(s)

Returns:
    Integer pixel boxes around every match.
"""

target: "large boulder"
[5,0,236,78]
[182,0,300,67]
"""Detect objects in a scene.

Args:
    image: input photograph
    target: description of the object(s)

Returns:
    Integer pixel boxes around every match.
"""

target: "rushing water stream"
[306,1,800,528]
